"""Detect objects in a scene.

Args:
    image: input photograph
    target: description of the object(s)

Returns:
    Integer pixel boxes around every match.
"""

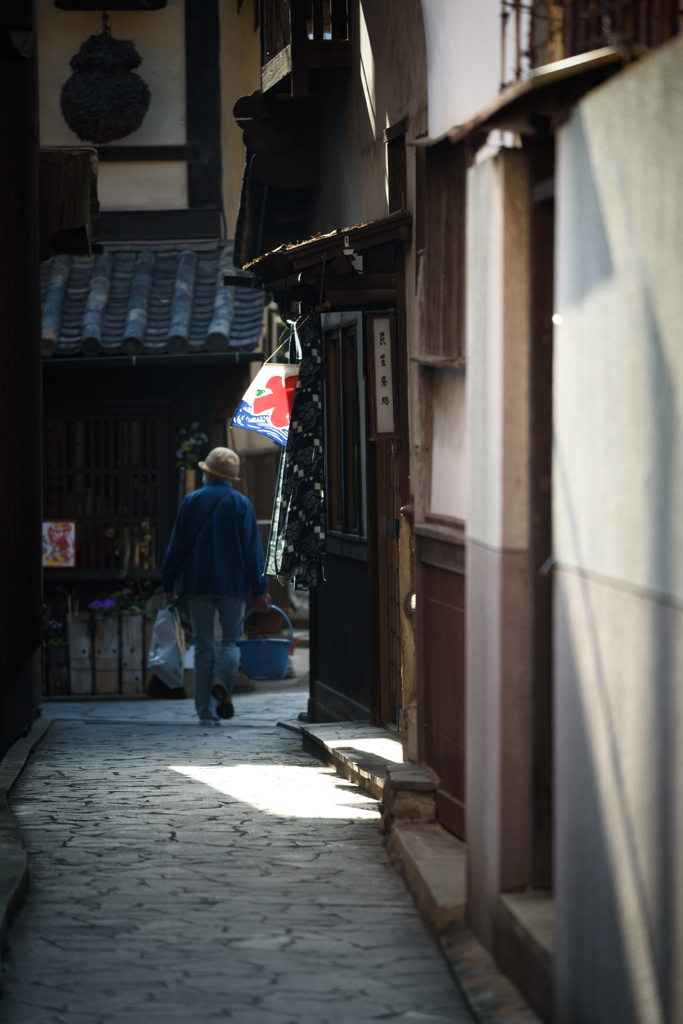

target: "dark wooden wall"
[0,0,43,757]
[417,549,466,840]
[310,548,371,721]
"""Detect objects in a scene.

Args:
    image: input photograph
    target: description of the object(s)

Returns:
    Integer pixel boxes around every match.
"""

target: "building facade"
[237,2,683,1021]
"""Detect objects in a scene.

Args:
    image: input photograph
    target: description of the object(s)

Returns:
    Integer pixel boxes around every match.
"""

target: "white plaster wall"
[466,149,530,552]
[555,567,683,1024]
[554,35,683,604]
[420,0,500,139]
[554,35,683,1023]
[431,369,467,520]
[465,156,504,549]
[38,0,186,147]
[466,147,532,552]
[98,161,187,211]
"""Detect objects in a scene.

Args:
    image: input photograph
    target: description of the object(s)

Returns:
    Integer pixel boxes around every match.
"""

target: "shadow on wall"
[560,112,613,309]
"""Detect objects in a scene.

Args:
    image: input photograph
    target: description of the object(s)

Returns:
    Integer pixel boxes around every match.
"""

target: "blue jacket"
[160,480,267,597]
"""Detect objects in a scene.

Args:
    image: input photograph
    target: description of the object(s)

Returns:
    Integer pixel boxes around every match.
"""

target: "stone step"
[299,721,403,800]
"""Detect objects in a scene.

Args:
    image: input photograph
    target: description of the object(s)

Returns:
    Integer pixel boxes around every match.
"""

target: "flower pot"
[94,613,118,693]
[252,609,285,635]
[121,611,144,694]
[47,645,70,696]
[67,613,93,694]
[184,468,196,495]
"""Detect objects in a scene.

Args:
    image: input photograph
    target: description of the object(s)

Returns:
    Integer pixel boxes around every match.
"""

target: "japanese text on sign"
[373,317,394,434]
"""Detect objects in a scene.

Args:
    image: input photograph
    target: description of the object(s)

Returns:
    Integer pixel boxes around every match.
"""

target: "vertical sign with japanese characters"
[372,316,395,435]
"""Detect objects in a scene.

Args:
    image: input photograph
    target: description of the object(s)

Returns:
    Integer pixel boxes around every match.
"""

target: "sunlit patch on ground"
[168,763,381,819]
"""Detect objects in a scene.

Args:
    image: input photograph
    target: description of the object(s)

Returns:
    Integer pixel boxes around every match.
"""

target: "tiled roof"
[41,241,266,358]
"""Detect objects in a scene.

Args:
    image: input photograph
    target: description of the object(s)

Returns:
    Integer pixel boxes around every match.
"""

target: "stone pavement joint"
[0,688,476,1024]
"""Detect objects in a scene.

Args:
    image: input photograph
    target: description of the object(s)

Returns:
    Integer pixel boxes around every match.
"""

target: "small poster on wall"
[42,521,76,568]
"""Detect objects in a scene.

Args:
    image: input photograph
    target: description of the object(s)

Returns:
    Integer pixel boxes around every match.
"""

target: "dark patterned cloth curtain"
[265,311,325,590]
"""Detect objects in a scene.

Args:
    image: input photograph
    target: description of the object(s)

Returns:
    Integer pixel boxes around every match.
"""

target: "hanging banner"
[231,363,300,446]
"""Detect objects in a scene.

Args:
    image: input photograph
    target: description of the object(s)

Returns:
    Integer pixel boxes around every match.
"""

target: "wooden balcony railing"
[259,0,351,94]
[502,0,680,87]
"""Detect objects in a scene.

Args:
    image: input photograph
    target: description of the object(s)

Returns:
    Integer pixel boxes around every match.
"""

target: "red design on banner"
[253,374,297,428]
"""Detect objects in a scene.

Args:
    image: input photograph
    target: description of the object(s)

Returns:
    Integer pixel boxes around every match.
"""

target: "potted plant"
[176,423,209,495]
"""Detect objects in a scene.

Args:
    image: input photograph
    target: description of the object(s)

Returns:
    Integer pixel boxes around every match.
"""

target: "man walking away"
[161,447,271,725]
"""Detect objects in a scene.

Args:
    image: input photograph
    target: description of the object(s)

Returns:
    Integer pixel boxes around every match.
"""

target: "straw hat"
[198,447,241,482]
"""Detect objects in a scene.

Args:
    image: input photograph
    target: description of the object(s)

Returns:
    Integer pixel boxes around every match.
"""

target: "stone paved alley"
[0,683,474,1024]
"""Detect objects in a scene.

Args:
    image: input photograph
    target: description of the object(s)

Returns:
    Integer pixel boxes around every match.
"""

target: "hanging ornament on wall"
[60,12,151,145]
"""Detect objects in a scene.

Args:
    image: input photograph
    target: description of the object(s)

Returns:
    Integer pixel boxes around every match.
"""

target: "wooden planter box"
[121,611,145,694]
[67,612,93,694]
[94,613,118,693]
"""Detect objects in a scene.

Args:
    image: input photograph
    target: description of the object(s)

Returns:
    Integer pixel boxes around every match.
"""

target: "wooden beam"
[261,44,292,93]
[306,39,352,68]
[312,0,324,40]
[245,210,412,282]
[290,0,309,96]
[97,145,197,162]
[185,0,222,209]
[330,0,348,40]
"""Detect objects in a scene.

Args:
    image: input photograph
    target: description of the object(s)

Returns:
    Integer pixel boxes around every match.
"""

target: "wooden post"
[81,251,113,356]
[312,0,324,40]
[166,249,197,354]
[330,0,347,40]
[123,250,156,355]
[290,0,308,96]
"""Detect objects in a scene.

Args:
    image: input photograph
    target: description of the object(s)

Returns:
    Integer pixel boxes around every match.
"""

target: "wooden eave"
[412,44,649,149]
[243,210,412,285]
[262,39,352,94]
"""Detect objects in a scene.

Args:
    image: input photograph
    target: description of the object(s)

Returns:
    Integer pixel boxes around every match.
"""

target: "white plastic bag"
[147,608,186,689]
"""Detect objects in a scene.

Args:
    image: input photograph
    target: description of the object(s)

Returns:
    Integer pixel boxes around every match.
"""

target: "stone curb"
[300,723,402,800]
[439,921,542,1024]
[276,720,304,734]
[0,717,54,948]
[386,822,541,1024]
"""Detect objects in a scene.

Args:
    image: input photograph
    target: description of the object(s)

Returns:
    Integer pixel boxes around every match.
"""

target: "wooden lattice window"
[43,405,168,576]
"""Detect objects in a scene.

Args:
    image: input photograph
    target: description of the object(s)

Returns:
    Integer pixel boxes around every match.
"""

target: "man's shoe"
[199,718,221,727]
[211,682,235,720]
